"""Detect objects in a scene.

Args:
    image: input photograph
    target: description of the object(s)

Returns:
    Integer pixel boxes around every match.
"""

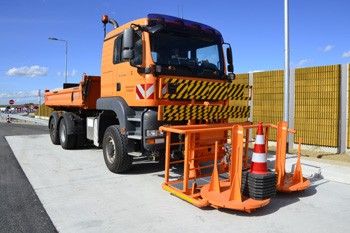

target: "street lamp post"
[284,0,290,123]
[48,37,68,83]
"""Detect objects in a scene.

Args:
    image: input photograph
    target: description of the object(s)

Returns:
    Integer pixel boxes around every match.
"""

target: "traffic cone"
[249,122,268,175]
[6,115,11,123]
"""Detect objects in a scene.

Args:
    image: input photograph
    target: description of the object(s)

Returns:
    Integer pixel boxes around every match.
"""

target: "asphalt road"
[0,122,57,233]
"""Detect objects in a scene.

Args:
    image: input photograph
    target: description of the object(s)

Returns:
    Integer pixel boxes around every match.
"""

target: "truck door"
[112,30,144,99]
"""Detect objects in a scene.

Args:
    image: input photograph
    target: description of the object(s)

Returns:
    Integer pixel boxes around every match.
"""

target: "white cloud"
[70,69,78,77]
[297,59,312,67]
[0,90,42,105]
[56,69,78,77]
[5,65,49,78]
[0,88,64,105]
[0,90,38,98]
[342,51,350,58]
[319,45,334,52]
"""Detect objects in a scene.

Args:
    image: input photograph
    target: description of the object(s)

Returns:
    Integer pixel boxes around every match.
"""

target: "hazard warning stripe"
[188,84,208,96]
[162,78,251,101]
[136,84,156,100]
[136,84,145,99]
[161,105,250,121]
[227,85,244,97]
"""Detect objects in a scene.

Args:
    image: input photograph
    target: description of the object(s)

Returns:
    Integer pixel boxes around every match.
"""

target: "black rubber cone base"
[241,170,277,200]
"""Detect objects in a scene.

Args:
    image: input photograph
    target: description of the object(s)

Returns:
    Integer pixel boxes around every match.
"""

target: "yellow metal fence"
[252,70,284,141]
[35,103,54,117]
[294,65,340,147]
[230,64,346,148]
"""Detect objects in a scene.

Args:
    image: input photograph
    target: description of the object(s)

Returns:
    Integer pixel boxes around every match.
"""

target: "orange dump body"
[45,75,100,110]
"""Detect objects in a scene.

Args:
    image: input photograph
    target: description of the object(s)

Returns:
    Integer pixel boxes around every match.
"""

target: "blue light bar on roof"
[147,13,223,42]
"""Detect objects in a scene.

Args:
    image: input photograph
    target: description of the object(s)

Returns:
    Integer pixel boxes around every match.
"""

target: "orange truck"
[45,14,251,173]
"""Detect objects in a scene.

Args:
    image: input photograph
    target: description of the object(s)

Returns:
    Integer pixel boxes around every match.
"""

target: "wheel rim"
[106,136,116,164]
[60,123,66,143]
[50,122,55,139]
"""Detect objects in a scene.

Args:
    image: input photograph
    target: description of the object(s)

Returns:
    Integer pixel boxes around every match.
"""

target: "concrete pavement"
[5,133,350,233]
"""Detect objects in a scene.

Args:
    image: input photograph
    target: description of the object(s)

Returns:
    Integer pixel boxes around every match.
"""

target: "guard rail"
[0,113,48,125]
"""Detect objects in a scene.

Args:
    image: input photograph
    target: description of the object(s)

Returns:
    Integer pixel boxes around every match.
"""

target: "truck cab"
[45,14,250,174]
[100,14,231,104]
[98,14,236,154]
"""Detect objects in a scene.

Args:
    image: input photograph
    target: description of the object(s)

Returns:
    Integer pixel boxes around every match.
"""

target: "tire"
[49,118,60,145]
[59,118,77,149]
[103,125,133,173]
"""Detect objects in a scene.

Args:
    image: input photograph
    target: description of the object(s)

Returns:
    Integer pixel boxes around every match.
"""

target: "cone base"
[277,173,311,193]
[248,169,270,175]
[241,171,277,200]
[201,181,270,213]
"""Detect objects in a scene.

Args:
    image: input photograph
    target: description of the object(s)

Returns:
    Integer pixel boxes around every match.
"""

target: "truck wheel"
[103,125,133,173]
[49,118,60,145]
[59,118,77,149]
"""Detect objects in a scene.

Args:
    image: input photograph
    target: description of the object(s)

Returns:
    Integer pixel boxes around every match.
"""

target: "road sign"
[9,100,14,105]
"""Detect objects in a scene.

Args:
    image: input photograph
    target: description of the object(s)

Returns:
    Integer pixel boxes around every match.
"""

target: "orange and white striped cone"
[6,115,11,123]
[249,122,269,175]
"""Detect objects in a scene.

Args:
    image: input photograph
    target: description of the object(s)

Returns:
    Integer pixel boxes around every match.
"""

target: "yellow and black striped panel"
[206,85,227,100]
[162,78,251,101]
[161,105,251,121]
[188,83,208,96]
[225,84,245,99]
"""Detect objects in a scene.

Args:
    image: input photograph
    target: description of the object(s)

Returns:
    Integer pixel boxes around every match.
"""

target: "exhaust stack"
[102,15,119,38]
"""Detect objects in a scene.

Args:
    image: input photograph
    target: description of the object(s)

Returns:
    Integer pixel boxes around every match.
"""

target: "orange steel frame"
[160,121,254,210]
[159,121,310,212]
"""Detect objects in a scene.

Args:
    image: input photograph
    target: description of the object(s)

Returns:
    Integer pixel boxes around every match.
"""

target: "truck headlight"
[146,130,164,137]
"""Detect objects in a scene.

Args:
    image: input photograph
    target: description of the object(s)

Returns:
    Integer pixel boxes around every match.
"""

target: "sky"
[0,0,349,105]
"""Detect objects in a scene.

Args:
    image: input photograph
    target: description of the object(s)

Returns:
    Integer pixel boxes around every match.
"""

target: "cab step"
[127,116,141,122]
[128,152,143,157]
[127,132,142,140]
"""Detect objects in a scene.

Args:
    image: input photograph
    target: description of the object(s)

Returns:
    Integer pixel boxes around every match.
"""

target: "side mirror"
[122,28,134,61]
[226,47,234,74]
[227,47,233,65]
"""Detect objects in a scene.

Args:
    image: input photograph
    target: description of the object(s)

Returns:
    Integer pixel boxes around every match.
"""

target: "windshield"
[150,30,225,80]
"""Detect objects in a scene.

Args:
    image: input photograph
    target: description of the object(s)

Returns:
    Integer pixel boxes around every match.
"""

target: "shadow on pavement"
[127,158,165,175]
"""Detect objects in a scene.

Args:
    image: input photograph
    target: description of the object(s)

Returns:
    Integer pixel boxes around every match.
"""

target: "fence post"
[249,72,254,142]
[288,68,295,150]
[338,64,348,153]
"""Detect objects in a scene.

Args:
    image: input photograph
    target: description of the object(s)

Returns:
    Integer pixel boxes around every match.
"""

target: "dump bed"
[45,75,100,110]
